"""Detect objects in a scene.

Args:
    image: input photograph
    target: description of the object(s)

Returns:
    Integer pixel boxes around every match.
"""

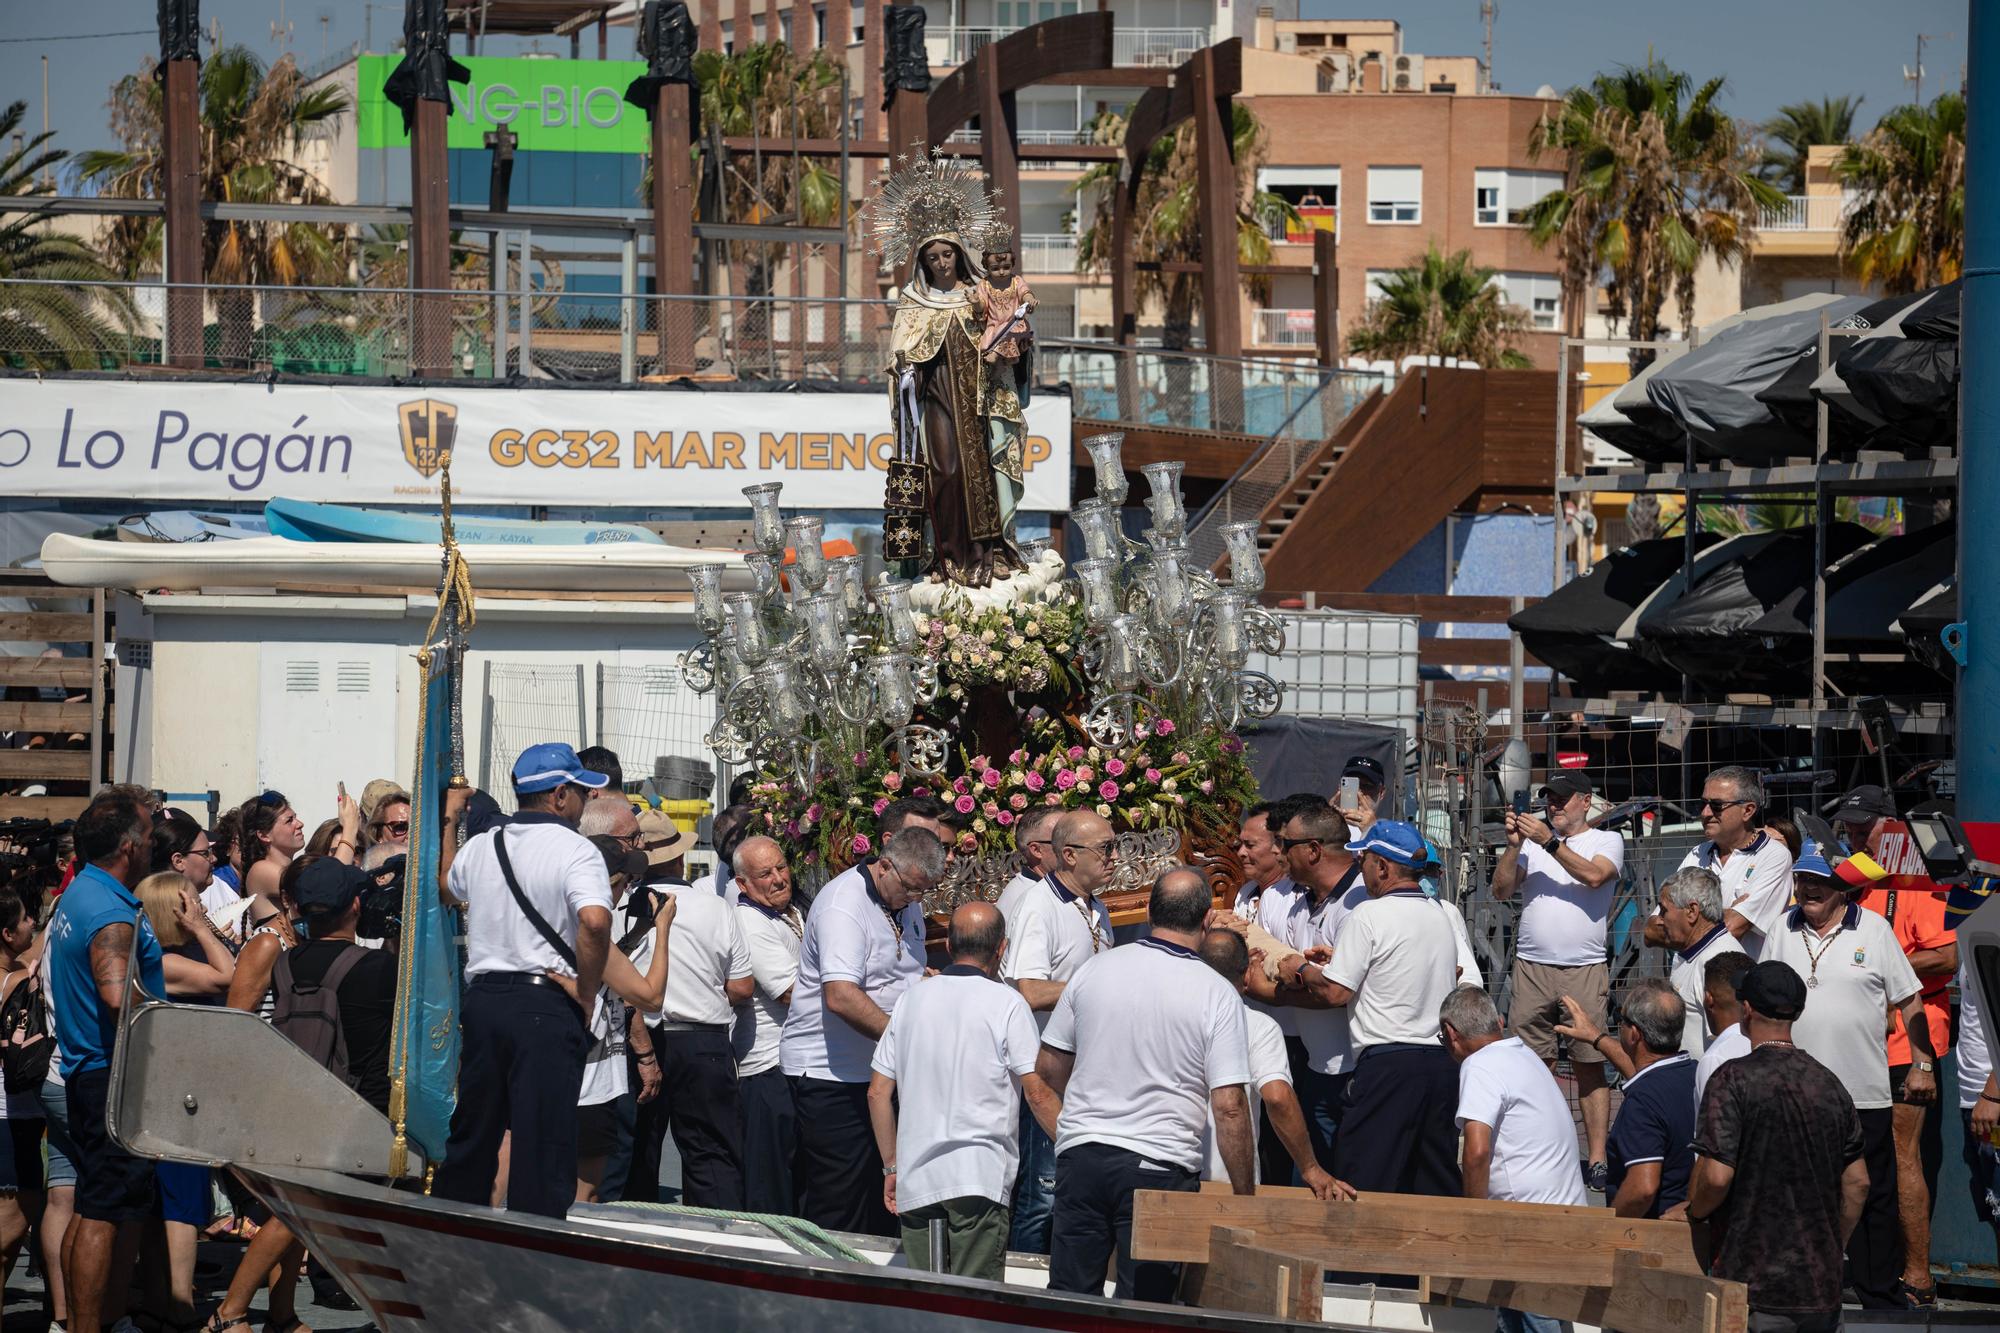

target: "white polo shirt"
[1444,898,1485,990]
[1760,902,1919,1109]
[1456,1035,1590,1206]
[621,882,751,1028]
[871,968,1042,1212]
[1513,828,1625,968]
[1325,888,1462,1051]
[1669,923,1747,1054]
[1678,832,1795,956]
[779,861,927,1083]
[994,870,1043,935]
[1043,937,1251,1173]
[1229,881,1259,921]
[1001,874,1113,1031]
[1694,1021,1751,1113]
[1245,876,1301,1037]
[1202,1006,1290,1183]
[1280,867,1368,1074]
[448,816,613,979]
[1957,950,1992,1111]
[732,898,803,1077]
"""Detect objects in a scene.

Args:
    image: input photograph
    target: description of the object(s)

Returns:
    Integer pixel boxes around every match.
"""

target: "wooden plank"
[1296,593,1530,621]
[0,750,92,781]
[1129,1191,1701,1287]
[1198,1179,1313,1199]
[1435,1251,1747,1333]
[0,702,94,731]
[0,614,93,643]
[1196,1227,1320,1321]
[0,795,90,821]
[0,658,97,690]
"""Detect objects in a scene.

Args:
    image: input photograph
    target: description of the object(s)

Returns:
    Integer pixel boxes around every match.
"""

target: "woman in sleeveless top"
[0,887,45,1318]
[227,859,305,1021]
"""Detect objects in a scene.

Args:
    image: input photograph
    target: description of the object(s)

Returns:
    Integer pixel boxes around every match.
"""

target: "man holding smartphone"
[1490,770,1625,1195]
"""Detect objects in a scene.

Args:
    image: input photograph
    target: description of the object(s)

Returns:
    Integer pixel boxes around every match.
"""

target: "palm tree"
[1759,95,1861,194]
[1072,104,1299,350]
[1346,244,1532,368]
[79,46,350,364]
[1836,93,1965,295]
[1524,60,1783,346]
[0,101,138,369]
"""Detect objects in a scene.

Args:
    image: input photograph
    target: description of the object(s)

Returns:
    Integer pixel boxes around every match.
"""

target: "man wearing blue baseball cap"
[434,742,616,1218]
[1277,819,1467,1200]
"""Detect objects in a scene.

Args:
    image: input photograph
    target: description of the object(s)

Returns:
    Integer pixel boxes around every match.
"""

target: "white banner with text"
[0,380,1072,510]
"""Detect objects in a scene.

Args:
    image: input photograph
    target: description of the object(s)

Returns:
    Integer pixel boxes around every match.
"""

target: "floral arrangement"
[912,593,1084,701]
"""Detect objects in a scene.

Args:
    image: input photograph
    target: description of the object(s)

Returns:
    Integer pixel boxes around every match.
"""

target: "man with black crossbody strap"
[434,743,614,1218]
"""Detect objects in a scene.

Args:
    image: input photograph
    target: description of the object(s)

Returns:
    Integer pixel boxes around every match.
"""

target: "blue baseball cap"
[1345,819,1429,868]
[511,742,611,795]
[1793,841,1837,881]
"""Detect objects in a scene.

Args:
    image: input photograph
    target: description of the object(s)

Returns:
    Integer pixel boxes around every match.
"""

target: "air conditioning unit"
[1392,53,1423,88]
[1278,33,1296,53]
[1394,73,1412,90]
[1394,55,1413,71]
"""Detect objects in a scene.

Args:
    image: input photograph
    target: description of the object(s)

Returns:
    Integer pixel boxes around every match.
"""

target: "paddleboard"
[264,497,665,546]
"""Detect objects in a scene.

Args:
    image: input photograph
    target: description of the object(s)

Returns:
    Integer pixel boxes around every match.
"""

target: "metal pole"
[1552,337,1570,589]
[518,226,533,373]
[1811,310,1830,737]
[1959,0,2000,857]
[926,1216,947,1273]
[620,234,638,384]
[1509,594,1525,738]
[493,231,509,375]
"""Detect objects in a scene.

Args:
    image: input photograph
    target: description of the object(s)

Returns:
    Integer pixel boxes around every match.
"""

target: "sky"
[0,0,1973,170]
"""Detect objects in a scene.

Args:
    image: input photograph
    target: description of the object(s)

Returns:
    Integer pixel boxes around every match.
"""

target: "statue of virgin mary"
[871,153,1022,588]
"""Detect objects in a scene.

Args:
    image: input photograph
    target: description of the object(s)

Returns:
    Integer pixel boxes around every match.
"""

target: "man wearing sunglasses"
[1491,769,1623,1195]
[1643,765,1795,958]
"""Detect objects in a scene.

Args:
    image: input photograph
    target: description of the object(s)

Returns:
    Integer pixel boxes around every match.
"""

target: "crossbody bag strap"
[493,829,577,970]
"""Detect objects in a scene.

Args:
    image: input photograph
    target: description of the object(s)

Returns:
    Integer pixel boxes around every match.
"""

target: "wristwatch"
[1543,836,1563,855]
[882,1163,898,1176]
[1913,1060,1935,1074]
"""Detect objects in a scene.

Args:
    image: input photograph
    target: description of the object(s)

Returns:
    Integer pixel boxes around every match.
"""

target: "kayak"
[264,497,665,546]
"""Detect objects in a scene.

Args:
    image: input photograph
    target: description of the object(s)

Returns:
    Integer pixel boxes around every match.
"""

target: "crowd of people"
[0,745,1995,1332]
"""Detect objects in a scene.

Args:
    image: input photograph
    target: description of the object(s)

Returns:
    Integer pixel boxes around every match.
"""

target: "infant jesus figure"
[974,229,1035,547]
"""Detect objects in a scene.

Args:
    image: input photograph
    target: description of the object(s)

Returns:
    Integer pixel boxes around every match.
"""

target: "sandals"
[1897,1278,1938,1309]
[203,1315,253,1333]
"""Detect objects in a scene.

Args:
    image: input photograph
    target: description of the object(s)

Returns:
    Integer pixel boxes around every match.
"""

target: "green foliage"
[1346,243,1532,369]
[1758,95,1862,194]
[1837,94,1965,295]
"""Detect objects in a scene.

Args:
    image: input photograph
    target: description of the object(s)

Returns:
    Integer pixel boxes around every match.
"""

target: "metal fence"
[1040,337,1381,441]
[596,663,727,802]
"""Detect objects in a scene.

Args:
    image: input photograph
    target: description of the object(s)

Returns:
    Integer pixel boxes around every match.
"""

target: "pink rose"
[851,833,872,855]
[1199,779,1215,795]
[882,771,904,792]
[873,796,891,815]
[972,755,990,771]
[853,751,866,766]
[1144,767,1163,784]
[1067,746,1085,761]
[958,831,978,851]
[1055,770,1078,791]
[1104,758,1127,778]
[914,785,931,797]
[1099,780,1120,800]
[953,776,970,795]
[1155,718,1176,736]
[1045,792,1063,806]
[1010,748,1026,763]
[1172,750,1192,766]
[981,768,1002,788]
[1025,771,1047,792]
[1133,722,1152,739]
[983,801,1001,819]
[954,794,977,815]
[997,810,1016,826]
[1075,766,1095,784]
[806,803,822,822]
[1009,793,1029,810]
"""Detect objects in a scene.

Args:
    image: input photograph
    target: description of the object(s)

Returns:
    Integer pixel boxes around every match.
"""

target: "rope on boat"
[599,1201,869,1262]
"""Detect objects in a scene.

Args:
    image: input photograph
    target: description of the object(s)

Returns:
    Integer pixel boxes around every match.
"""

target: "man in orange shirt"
[1836,784,1956,1307]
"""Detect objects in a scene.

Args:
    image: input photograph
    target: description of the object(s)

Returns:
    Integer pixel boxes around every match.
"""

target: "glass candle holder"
[785,515,827,593]
[742,550,780,601]
[1073,558,1121,627]
[742,482,786,558]
[798,593,848,673]
[1211,592,1250,670]
[828,554,867,619]
[687,563,727,636]
[1103,614,1144,692]
[724,591,771,666]
[875,578,918,649]
[1148,549,1191,628]
[1014,536,1051,569]
[1221,520,1265,594]
[871,653,917,730]
[1073,499,1122,563]
[1141,461,1186,542]
[757,659,809,737]
[1083,433,1129,507]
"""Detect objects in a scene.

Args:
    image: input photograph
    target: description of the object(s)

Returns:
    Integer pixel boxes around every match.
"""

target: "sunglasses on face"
[372,819,412,836]
[1700,798,1753,815]
[181,846,215,861]
[1280,836,1331,851]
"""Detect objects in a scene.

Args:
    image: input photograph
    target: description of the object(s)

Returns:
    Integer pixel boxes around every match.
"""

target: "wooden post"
[792,0,815,54]
[162,54,202,369]
[864,0,886,144]
[733,0,752,48]
[409,96,451,377]
[653,80,698,374]
[976,43,1021,247]
[1312,225,1339,368]
[1194,1227,1321,1320]
[1189,45,1241,360]
[700,0,722,56]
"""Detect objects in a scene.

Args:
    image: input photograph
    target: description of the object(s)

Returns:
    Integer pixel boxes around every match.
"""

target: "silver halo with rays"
[868,149,1004,273]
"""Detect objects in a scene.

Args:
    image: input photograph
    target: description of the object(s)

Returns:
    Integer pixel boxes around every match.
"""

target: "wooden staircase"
[1254,389,1386,558]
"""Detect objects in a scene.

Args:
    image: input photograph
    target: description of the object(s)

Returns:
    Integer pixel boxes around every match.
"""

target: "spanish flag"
[1834,851,1890,890]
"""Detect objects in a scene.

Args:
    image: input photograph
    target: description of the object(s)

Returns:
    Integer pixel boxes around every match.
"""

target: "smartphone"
[338,780,349,805]
[1340,775,1360,808]
[1512,790,1529,816]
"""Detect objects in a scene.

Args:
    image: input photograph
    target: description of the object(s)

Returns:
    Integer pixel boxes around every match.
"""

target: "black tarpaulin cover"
[157,0,201,67]
[1807,522,1957,688]
[882,6,932,108]
[1754,289,1924,452]
[1896,582,1958,677]
[383,0,472,134]
[1509,534,1726,693]
[625,0,702,138]
[1240,716,1403,818]
[1838,281,1960,449]
[1636,523,1876,689]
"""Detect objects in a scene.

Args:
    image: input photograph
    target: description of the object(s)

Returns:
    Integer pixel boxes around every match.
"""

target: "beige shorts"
[1509,959,1609,1063]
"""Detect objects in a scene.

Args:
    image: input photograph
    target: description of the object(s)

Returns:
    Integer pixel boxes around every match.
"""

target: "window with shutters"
[1366,166,1421,224]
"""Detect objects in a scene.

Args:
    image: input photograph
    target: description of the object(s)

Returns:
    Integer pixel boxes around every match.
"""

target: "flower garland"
[912,593,1084,701]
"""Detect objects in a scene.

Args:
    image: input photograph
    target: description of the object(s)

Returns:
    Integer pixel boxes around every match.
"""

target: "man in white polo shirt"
[1657,865,1747,1054]
[1038,866,1254,1301]
[1281,820,1463,1198]
[869,902,1060,1281]
[780,827,947,1236]
[1491,769,1623,1193]
[1694,951,1756,1111]
[994,804,1062,931]
[1003,807,1115,1253]
[730,835,804,1215]
[1442,984,1589,1205]
[1761,844,1931,1310]
[1645,766,1795,958]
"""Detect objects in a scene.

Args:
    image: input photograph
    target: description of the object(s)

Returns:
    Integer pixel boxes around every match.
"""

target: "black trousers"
[739,1066,797,1216]
[434,975,589,1219]
[1847,1105,1901,1309]
[791,1075,893,1236]
[627,1026,746,1208]
[1331,1044,1462,1197]
[1048,1141,1199,1302]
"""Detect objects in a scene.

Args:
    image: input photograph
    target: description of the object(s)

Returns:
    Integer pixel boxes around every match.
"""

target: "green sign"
[357,55,651,153]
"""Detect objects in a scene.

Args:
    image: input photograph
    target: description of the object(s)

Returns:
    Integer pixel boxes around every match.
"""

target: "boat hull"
[264,497,664,546]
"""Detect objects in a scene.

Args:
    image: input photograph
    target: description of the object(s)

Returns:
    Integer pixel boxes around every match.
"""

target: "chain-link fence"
[596,663,726,801]
[478,663,590,813]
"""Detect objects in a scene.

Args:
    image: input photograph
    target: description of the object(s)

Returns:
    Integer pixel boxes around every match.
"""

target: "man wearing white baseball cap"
[434,742,615,1218]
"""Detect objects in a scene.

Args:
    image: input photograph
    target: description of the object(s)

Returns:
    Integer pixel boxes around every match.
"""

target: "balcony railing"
[1252,309,1317,347]
[928,25,1209,68]
[1019,233,1079,273]
[1759,194,1848,232]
